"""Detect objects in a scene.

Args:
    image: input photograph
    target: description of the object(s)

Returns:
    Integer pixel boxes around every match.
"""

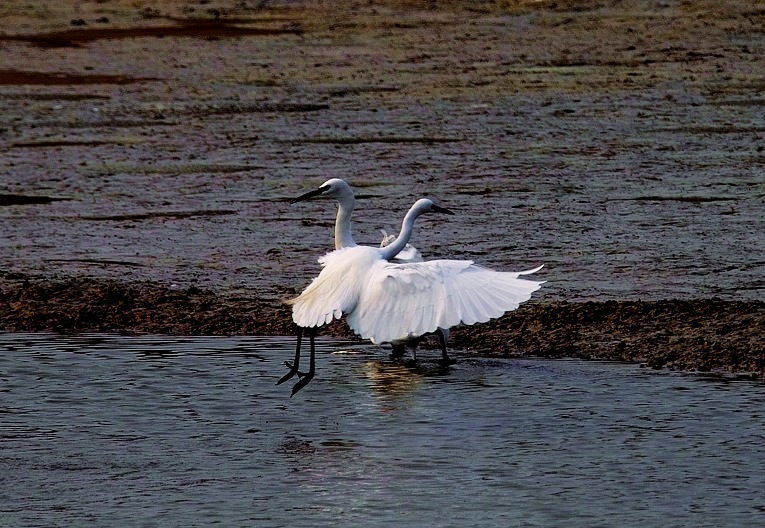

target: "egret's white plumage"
[288,246,377,328]
[289,199,544,346]
[280,192,447,395]
[380,228,422,262]
[348,261,544,345]
[281,187,544,395]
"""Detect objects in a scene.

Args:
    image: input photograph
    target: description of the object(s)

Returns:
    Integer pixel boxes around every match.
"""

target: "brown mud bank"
[2,271,763,378]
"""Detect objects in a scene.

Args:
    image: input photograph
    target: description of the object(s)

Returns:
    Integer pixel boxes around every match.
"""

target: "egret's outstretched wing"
[289,247,378,328]
[347,260,544,344]
[437,263,544,328]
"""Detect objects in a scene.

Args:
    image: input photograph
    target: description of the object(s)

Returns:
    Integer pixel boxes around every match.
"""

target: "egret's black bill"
[290,185,328,204]
[432,204,455,215]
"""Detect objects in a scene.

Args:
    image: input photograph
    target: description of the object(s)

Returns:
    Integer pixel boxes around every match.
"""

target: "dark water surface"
[1,334,764,527]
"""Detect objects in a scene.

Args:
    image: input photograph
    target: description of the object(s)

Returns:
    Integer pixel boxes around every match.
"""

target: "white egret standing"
[280,197,544,395]
[290,178,432,362]
[279,198,455,395]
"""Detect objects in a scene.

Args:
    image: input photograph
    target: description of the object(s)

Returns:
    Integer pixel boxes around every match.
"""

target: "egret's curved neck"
[379,206,422,261]
[334,193,356,249]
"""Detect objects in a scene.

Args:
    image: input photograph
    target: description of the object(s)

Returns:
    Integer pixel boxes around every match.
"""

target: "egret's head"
[291,178,353,204]
[413,198,455,216]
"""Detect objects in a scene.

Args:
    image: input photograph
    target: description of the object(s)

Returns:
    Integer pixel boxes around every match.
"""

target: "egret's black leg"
[413,336,426,362]
[437,329,455,365]
[291,328,316,396]
[277,326,303,385]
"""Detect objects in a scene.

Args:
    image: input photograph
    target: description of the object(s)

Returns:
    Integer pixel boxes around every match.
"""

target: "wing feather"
[289,247,379,328]
[346,260,544,344]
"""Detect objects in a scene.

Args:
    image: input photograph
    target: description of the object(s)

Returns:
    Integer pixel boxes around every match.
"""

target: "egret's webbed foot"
[283,361,309,376]
[277,363,301,385]
[290,369,315,396]
[278,363,311,384]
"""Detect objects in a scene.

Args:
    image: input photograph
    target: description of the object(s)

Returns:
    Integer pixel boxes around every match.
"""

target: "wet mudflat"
[1,271,764,375]
[2,334,765,527]
[1,0,764,374]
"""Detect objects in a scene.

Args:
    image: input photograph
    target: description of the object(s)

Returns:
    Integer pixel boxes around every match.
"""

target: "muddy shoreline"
[2,271,763,377]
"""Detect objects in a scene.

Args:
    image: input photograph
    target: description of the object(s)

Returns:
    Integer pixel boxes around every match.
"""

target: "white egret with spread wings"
[279,186,544,395]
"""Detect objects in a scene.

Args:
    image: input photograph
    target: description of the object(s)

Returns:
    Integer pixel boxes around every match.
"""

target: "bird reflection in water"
[360,359,450,411]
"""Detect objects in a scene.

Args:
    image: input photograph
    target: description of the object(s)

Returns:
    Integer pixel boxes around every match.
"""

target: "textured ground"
[1,0,764,376]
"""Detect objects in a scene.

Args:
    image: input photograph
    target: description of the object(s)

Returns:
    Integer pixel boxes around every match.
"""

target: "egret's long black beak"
[432,204,455,215]
[290,185,329,204]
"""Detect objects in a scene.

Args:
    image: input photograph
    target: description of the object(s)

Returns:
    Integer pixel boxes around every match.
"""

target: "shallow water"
[1,334,764,527]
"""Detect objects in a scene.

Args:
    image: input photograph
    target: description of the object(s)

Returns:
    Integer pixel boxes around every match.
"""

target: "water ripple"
[1,334,764,527]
